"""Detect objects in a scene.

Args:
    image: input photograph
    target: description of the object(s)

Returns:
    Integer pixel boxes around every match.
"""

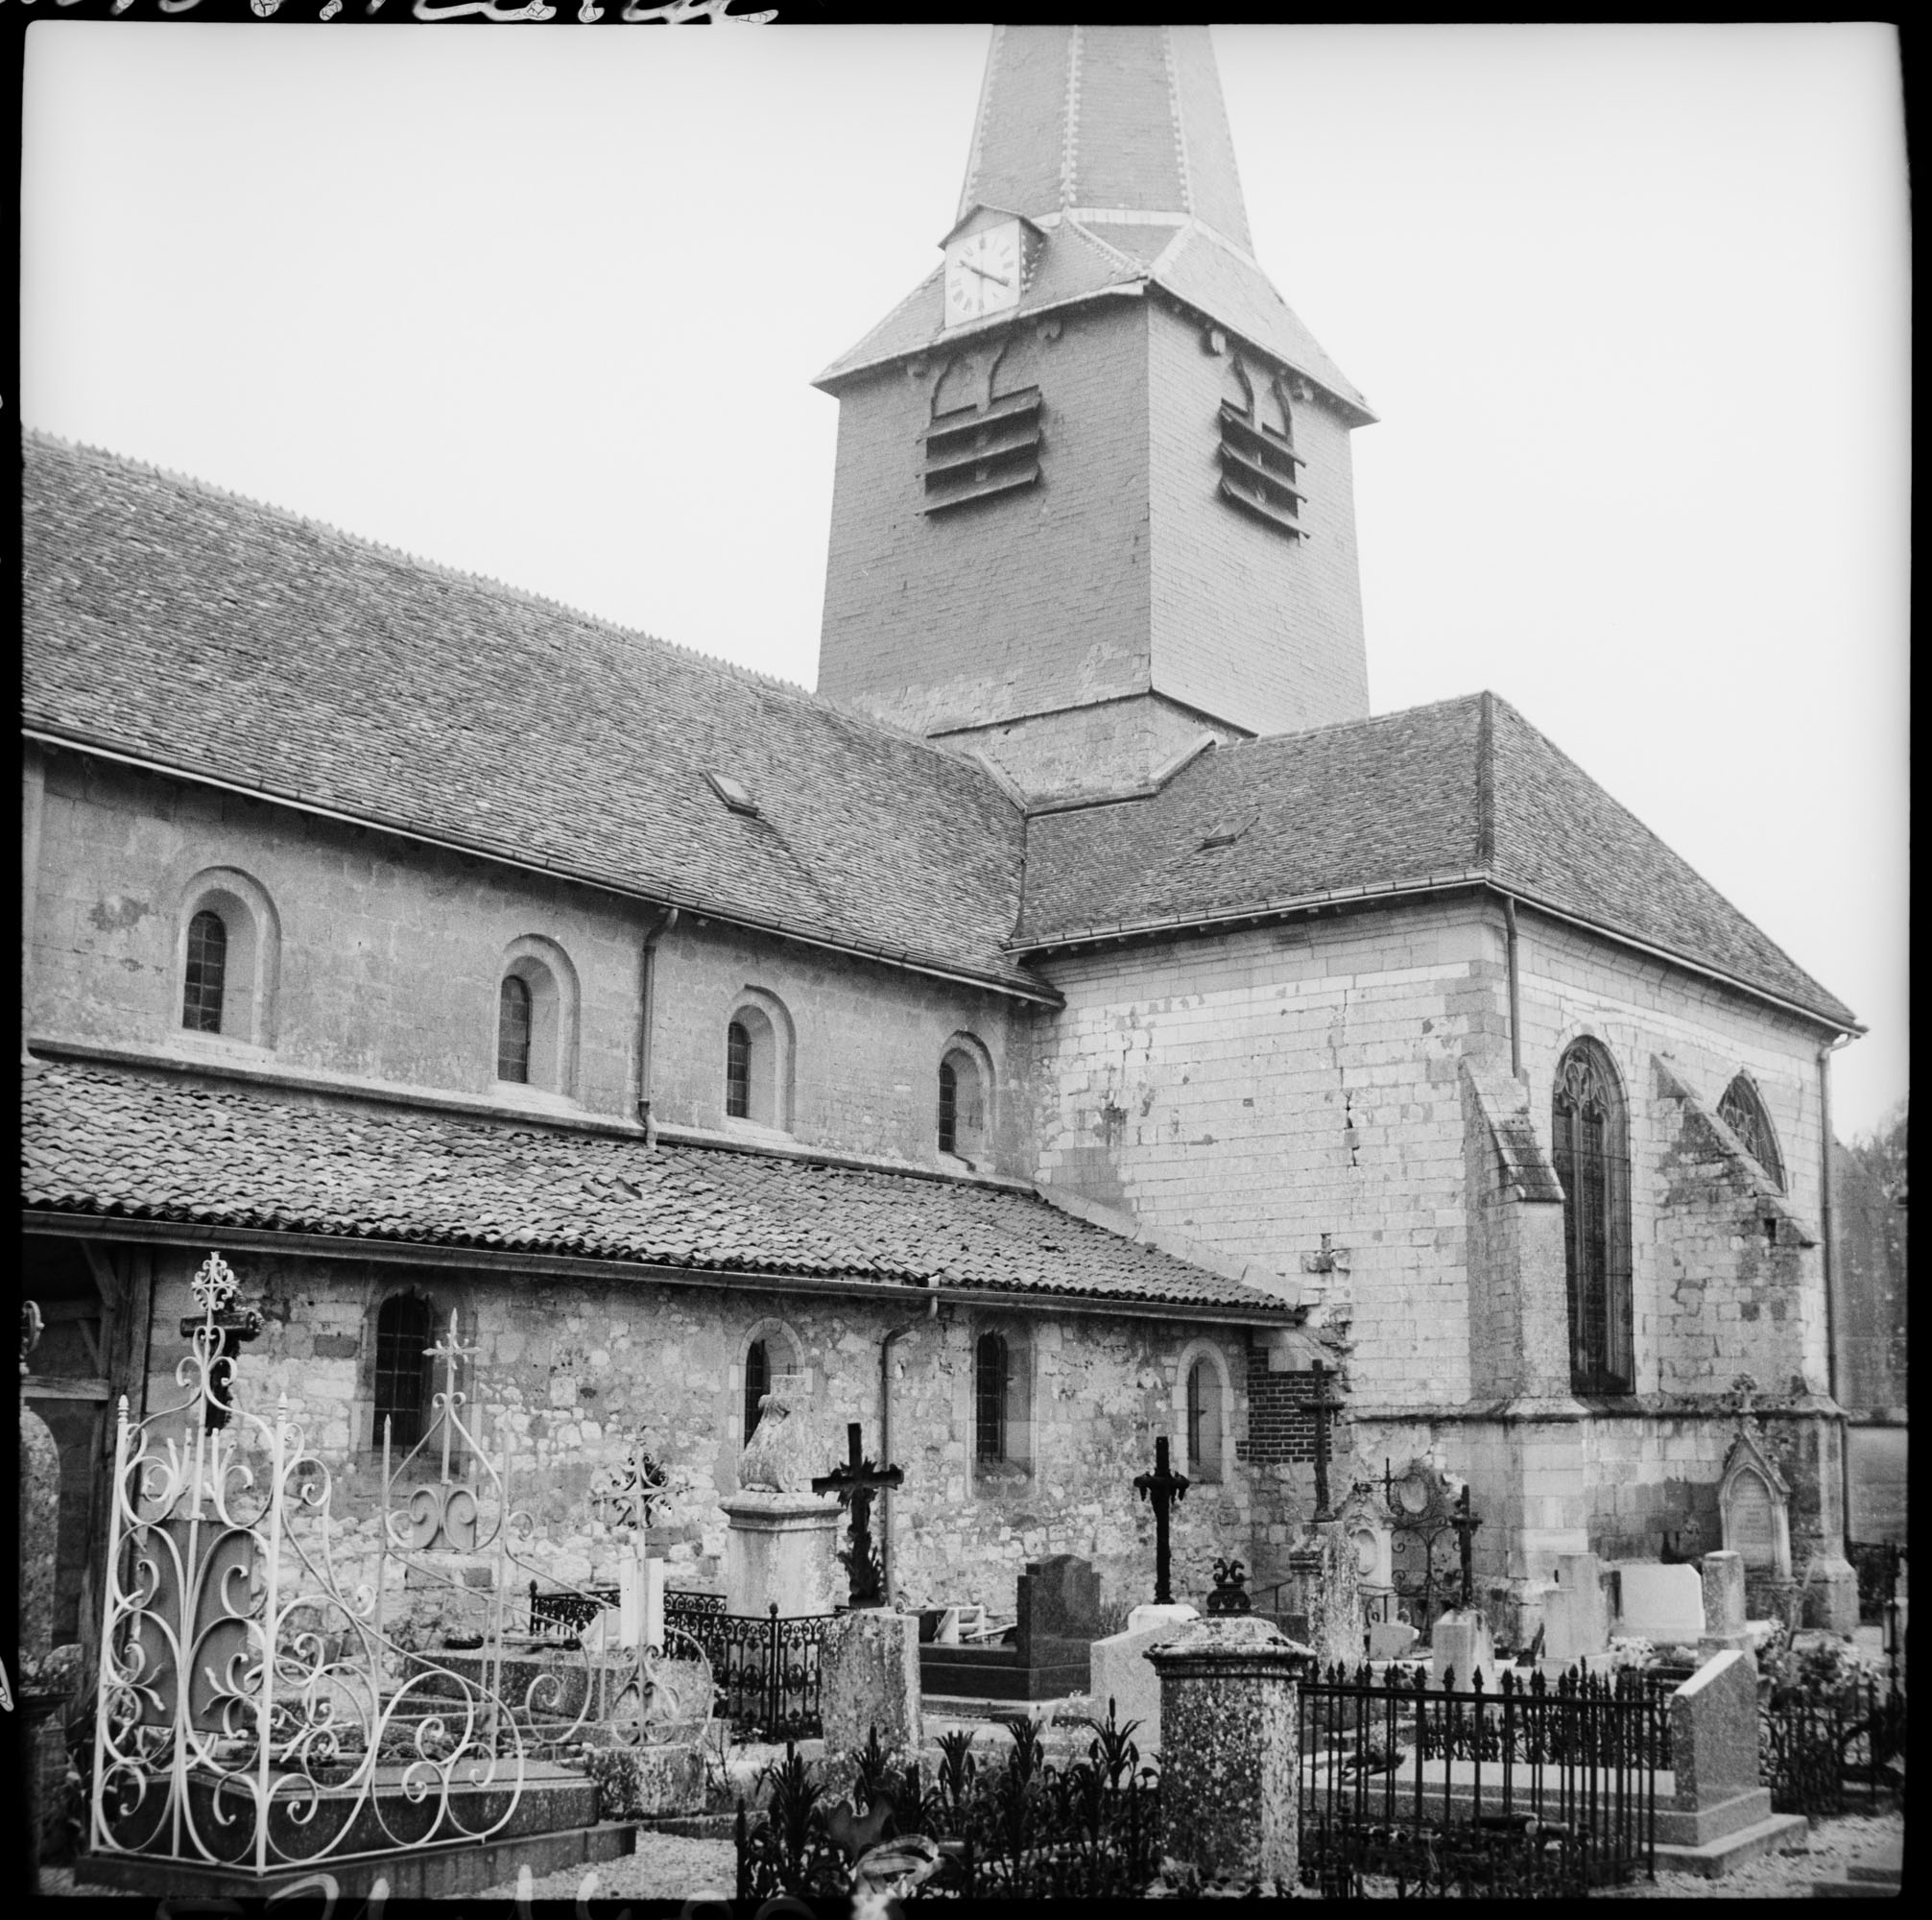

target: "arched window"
[938,1039,991,1164]
[1717,1074,1785,1191]
[182,908,228,1033]
[374,1293,437,1452]
[975,1332,1009,1462]
[1185,1357,1226,1483]
[497,975,533,1084]
[727,1020,751,1119]
[938,1061,958,1155]
[744,1335,771,1441]
[724,993,792,1131]
[1552,1040,1634,1395]
[492,939,578,1097]
[177,869,279,1047]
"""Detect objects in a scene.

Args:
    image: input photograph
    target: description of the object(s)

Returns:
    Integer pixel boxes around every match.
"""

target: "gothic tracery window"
[1551,1039,1634,1395]
[1717,1074,1785,1190]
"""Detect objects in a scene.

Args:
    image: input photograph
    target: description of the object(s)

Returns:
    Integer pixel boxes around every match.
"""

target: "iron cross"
[811,1420,904,1610]
[1133,1434,1190,1606]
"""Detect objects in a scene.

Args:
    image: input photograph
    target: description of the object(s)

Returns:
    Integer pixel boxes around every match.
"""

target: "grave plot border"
[1297,1663,1661,1897]
[1759,1669,1907,1817]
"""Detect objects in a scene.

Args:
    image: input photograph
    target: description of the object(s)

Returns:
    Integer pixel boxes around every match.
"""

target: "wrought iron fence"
[87,1253,711,1879]
[664,1592,829,1740]
[1760,1670,1906,1817]
[1298,1663,1660,1896]
[735,1713,1161,1901]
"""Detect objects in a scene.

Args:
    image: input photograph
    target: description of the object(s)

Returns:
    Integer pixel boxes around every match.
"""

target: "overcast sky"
[20,20,1908,1140]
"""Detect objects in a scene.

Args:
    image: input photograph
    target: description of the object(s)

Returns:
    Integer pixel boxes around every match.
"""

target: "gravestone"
[1670,1648,1762,1807]
[1368,1619,1419,1661]
[1308,1523,1367,1672]
[1541,1551,1610,1669]
[820,1610,922,1777]
[1430,1609,1501,1691]
[1089,1617,1190,1754]
[1616,1563,1705,1644]
[1014,1554,1105,1693]
[1147,1616,1309,1886]
[1698,1550,1752,1657]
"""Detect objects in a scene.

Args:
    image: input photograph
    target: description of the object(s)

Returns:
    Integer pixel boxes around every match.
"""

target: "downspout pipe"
[634,905,679,1142]
[879,1284,941,1604]
[1818,1035,1853,1544]
[1501,893,1523,1081]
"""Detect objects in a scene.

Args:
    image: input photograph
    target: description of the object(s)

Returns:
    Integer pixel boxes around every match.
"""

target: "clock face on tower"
[944,222,1022,327]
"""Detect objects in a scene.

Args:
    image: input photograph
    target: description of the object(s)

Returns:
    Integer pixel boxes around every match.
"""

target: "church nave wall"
[133,1243,1285,1632]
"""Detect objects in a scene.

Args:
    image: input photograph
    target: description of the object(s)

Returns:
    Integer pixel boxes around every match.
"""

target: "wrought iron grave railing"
[88,1253,711,1877]
[663,1592,829,1741]
[1298,1662,1660,1897]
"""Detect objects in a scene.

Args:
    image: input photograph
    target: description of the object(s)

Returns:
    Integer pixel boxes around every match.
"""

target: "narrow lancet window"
[744,1336,770,1442]
[726,1020,751,1119]
[497,974,533,1083]
[1552,1040,1634,1394]
[182,908,227,1033]
[975,1332,1009,1462]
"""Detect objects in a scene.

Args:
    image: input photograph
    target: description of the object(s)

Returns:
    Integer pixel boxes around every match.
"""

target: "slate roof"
[21,433,1040,996]
[816,25,1369,413]
[1017,693,1857,1030]
[20,1061,1292,1317]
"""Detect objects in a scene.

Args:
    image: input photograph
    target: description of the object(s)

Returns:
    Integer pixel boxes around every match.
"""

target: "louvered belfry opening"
[374,1293,437,1452]
[919,388,1043,515]
[1217,396,1304,538]
[1552,1041,1634,1395]
[182,908,227,1033]
[974,1331,1010,1461]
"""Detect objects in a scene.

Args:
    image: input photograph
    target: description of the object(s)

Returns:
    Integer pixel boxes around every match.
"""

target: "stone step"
[1655,1786,1774,1848]
[75,1819,640,1901]
[1652,1811,1810,1879]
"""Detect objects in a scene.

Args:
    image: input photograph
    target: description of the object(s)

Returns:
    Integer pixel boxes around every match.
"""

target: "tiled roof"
[22,433,1041,996]
[20,1061,1294,1317]
[1016,693,1856,1030]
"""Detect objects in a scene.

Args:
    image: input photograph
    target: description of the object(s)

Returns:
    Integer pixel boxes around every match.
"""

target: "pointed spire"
[959,25,1252,252]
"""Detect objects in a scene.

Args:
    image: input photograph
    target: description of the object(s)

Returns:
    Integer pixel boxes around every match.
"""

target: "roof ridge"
[23,424,1020,804]
[1212,689,1490,759]
[1485,693,1851,1018]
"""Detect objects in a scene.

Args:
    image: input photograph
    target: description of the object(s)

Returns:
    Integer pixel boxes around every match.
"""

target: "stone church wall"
[138,1243,1281,1630]
[26,751,1036,1179]
[1032,897,1510,1412]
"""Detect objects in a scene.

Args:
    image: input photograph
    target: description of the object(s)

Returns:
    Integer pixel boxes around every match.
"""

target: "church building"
[21,25,1862,1650]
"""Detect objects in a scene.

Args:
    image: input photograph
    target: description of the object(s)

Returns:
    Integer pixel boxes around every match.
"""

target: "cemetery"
[25,1253,1904,1901]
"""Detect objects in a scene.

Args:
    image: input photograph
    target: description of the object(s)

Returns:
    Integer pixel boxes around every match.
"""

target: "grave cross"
[1310,1360,1343,1521]
[179,1251,264,1431]
[810,1421,903,1610]
[1133,1435,1190,1606]
[1449,1482,1482,1608]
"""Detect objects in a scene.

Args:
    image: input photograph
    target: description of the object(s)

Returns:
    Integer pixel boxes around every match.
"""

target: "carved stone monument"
[720,1374,842,1618]
[1716,1391,1793,1613]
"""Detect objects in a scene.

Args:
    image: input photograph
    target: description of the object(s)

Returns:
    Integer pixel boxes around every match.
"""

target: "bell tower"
[813,25,1374,803]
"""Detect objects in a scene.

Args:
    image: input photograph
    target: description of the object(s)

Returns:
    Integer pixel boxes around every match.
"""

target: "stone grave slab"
[822,1609,921,1768]
[1368,1619,1418,1661]
[1089,1619,1189,1755]
[1617,1562,1705,1643]
[1542,1552,1610,1668]
[920,1553,1105,1701]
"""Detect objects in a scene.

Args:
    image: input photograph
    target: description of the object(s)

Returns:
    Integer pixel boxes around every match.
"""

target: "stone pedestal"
[821,1608,922,1770]
[721,1491,842,1619]
[1698,1549,1753,1658]
[1147,1617,1309,1888]
[1128,1601,1198,1635]
[1801,1555,1862,1637]
[1543,1551,1610,1668]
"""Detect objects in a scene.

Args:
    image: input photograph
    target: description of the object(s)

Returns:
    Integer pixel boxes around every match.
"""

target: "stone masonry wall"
[139,1244,1281,1634]
[1033,898,1510,1411]
[26,753,1037,1178]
